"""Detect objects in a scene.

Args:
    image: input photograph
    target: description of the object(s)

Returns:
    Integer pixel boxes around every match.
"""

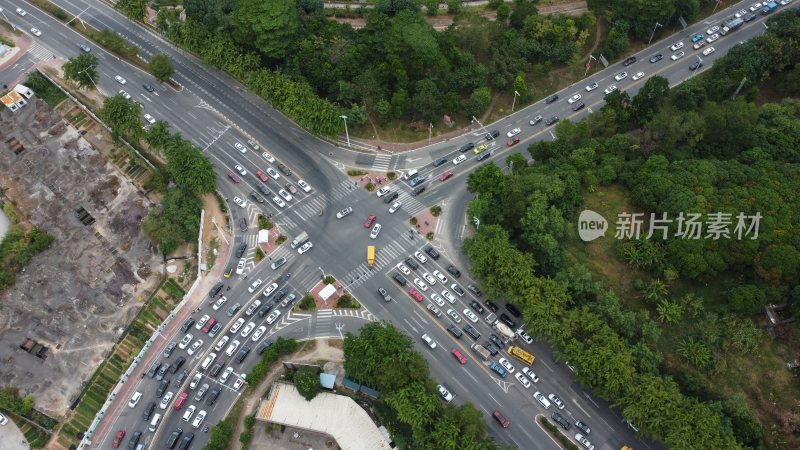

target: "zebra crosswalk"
[372,154,392,171]
[340,239,414,289]
[27,41,54,62]
[394,189,427,216]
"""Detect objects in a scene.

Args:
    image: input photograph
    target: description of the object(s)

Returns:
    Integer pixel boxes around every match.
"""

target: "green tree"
[293,366,321,401]
[376,0,421,16]
[422,0,438,16]
[446,0,462,15]
[411,79,442,123]
[512,72,530,102]
[631,76,670,125]
[462,86,491,118]
[149,54,174,83]
[677,338,712,368]
[62,53,99,90]
[656,300,683,325]
[374,99,392,124]
[99,94,143,140]
[496,3,511,22]
[165,141,217,195]
[383,381,439,431]
[115,0,147,22]
[142,188,202,254]
[232,0,299,61]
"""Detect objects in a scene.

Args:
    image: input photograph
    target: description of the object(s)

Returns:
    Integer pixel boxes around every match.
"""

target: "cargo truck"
[367,246,376,267]
[470,343,491,361]
[507,346,535,366]
[290,231,309,249]
[719,17,743,35]
[762,1,779,14]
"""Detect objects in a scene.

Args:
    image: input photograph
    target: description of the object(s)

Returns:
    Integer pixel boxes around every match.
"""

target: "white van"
[403,169,419,180]
[148,413,162,432]
[201,353,216,371]
[128,391,142,408]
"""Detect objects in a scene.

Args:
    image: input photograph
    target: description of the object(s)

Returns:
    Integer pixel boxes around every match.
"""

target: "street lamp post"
[471,116,491,141]
[428,123,433,144]
[318,267,325,280]
[340,115,350,148]
[648,22,663,45]
[77,68,99,91]
[511,90,520,112]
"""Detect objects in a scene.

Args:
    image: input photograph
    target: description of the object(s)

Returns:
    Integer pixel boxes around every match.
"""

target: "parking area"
[0,94,160,415]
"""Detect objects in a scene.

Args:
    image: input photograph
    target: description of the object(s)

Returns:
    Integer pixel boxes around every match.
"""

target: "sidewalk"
[0,34,30,73]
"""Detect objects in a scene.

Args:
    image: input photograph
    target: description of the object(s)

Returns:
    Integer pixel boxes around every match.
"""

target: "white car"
[567,94,582,104]
[178,333,193,349]
[252,325,267,341]
[234,142,247,153]
[441,289,456,304]
[396,263,410,275]
[706,25,720,35]
[266,309,281,325]
[263,282,278,297]
[376,186,390,197]
[433,270,448,284]
[128,391,142,408]
[604,85,617,95]
[232,197,247,208]
[225,340,241,356]
[671,51,685,61]
[614,72,628,81]
[220,366,234,383]
[336,207,353,219]
[234,164,247,176]
[450,283,465,296]
[703,47,716,56]
[261,152,275,163]
[232,376,246,391]
[437,384,453,402]
[452,154,466,165]
[506,128,521,138]
[585,82,598,92]
[16,8,27,16]
[298,241,313,254]
[159,391,174,409]
[115,75,127,85]
[182,405,196,422]
[462,309,478,323]
[212,296,228,311]
[187,339,203,356]
[522,367,540,383]
[517,328,533,344]
[515,372,531,389]
[414,251,428,264]
[195,315,210,330]
[446,309,462,323]
[548,393,566,410]
[370,224,381,239]
[143,114,156,125]
[750,2,763,12]
[236,258,246,275]
[230,318,245,334]
[389,201,402,214]
[297,180,312,192]
[706,34,719,44]
[575,433,594,450]
[272,196,286,208]
[215,336,230,352]
[30,28,42,37]
[430,293,445,307]
[192,410,207,429]
[413,278,429,292]
[118,90,131,100]
[422,272,436,285]
[247,279,263,293]
[266,167,280,179]
[421,333,437,349]
[632,71,645,81]
[670,41,684,51]
[498,357,516,374]
[189,373,203,389]
[278,189,293,202]
[735,8,748,17]
[240,321,256,338]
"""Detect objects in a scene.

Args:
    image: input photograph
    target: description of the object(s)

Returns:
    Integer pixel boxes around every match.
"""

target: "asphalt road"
[1,0,793,449]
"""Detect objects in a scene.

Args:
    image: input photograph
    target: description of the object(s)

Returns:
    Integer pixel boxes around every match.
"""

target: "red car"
[364,214,376,228]
[228,172,241,183]
[451,348,467,364]
[439,171,454,182]
[408,288,424,302]
[493,410,510,428]
[202,317,217,333]
[255,170,269,182]
[111,430,126,448]
[174,392,188,410]
[506,136,520,147]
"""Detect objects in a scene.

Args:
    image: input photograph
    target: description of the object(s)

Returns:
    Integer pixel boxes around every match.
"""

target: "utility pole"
[511,90,520,112]
[340,115,350,148]
[648,22,663,45]
[428,123,433,144]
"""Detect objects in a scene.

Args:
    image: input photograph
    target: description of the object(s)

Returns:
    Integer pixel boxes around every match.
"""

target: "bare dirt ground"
[0,96,159,416]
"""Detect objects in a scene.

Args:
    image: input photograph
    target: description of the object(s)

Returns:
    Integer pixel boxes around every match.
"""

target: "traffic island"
[307,278,347,310]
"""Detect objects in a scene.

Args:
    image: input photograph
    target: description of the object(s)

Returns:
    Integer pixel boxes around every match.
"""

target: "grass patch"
[276,235,287,245]
[335,294,361,309]
[255,247,265,261]
[347,169,367,176]
[426,232,434,240]
[162,278,185,299]
[297,295,316,311]
[323,275,336,284]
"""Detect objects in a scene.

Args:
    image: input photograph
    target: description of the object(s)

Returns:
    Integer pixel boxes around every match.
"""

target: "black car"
[545,116,559,126]
[180,318,195,333]
[485,130,500,140]
[409,175,426,187]
[743,12,757,22]
[622,56,637,66]
[235,243,247,258]
[411,185,426,196]
[506,302,522,317]
[257,340,272,355]
[277,163,292,176]
[165,429,182,449]
[142,402,156,421]
[499,313,516,328]
[142,83,156,93]
[476,151,493,161]
[250,191,265,203]
[463,324,481,340]
[447,325,463,338]
[404,257,419,270]
[258,303,274,317]
[572,102,586,112]
[433,157,448,166]
[459,142,475,153]
[274,289,288,303]
[424,245,440,260]
[552,412,571,430]
[467,284,482,297]
[689,61,702,71]
[209,282,224,298]
[179,433,194,450]
[451,284,466,296]
[236,346,251,363]
[575,419,591,435]
[489,334,505,350]
[484,299,498,312]
[393,273,407,286]
[148,361,162,378]
[156,379,169,397]
[206,387,222,406]
[383,192,399,203]
[238,217,247,232]
[546,94,559,104]
[257,183,271,196]
[174,369,188,387]
[446,264,461,278]
[484,343,499,356]
[649,54,663,63]
[470,300,485,315]
[209,363,223,377]
[227,303,241,317]
[171,356,186,373]
[156,363,170,381]
[208,322,222,338]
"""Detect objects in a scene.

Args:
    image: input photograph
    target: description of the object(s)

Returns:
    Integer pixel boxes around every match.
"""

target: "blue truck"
[762,2,779,14]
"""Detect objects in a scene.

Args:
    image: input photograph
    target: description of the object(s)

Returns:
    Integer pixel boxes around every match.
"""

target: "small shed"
[319,373,336,390]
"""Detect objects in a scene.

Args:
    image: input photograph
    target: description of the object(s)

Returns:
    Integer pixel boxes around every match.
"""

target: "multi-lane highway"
[1,0,792,449]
